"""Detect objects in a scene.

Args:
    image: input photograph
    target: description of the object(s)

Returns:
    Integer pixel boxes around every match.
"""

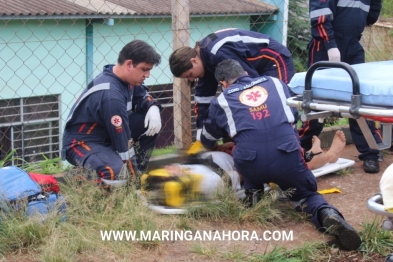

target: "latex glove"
[327,48,341,62]
[144,106,161,136]
[216,142,234,155]
[196,129,202,141]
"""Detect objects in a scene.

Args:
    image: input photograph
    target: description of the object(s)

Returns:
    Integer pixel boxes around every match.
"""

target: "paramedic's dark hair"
[169,46,198,77]
[215,59,245,85]
[118,40,161,66]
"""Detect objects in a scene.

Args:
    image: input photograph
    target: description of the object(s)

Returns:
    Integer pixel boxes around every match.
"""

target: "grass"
[0,149,19,167]
[151,145,176,157]
[296,115,349,130]
[1,154,393,261]
[250,242,330,262]
[335,167,353,176]
[191,242,217,257]
[1,171,393,261]
[359,216,393,258]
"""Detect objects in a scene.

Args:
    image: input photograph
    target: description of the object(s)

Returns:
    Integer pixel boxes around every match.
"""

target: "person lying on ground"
[307,130,347,170]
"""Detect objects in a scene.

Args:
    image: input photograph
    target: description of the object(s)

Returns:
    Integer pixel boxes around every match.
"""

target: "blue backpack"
[0,166,66,221]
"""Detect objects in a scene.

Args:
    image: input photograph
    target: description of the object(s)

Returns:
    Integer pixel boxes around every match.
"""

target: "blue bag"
[0,166,66,221]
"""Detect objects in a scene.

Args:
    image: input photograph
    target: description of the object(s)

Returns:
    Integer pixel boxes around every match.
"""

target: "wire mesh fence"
[0,0,392,165]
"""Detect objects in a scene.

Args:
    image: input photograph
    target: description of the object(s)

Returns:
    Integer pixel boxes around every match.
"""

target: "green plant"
[186,186,283,226]
[381,0,393,18]
[0,210,53,256]
[335,167,353,176]
[324,117,348,127]
[151,145,176,157]
[359,216,393,257]
[221,246,247,260]
[191,243,217,257]
[251,242,329,262]
[0,149,19,167]
[22,155,66,174]
[288,0,310,72]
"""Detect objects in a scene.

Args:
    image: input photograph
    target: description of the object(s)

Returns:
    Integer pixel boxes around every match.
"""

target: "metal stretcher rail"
[287,61,393,150]
[367,193,393,230]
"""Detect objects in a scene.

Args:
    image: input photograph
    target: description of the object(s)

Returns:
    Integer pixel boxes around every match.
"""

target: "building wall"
[0,16,262,153]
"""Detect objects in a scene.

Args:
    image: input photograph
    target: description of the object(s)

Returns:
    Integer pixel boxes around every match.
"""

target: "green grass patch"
[359,216,393,258]
[151,145,176,157]
[250,242,330,262]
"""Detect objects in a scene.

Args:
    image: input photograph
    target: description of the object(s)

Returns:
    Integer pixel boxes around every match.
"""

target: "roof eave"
[0,11,277,20]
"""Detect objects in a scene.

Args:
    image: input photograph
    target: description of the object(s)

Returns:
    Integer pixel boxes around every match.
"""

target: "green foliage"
[151,145,176,157]
[185,186,283,226]
[0,210,53,256]
[288,0,310,72]
[381,0,393,18]
[251,242,329,262]
[359,216,393,257]
[22,155,66,174]
[0,149,68,173]
[0,149,20,167]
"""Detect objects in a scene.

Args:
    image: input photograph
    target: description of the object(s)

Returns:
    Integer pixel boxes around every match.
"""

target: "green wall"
[0,14,282,149]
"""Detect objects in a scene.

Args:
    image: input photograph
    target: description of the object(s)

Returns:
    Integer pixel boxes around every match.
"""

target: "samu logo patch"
[111,115,123,133]
[239,86,268,107]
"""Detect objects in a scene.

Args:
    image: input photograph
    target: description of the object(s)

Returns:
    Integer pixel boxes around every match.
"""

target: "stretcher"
[367,193,393,230]
[288,61,393,229]
[311,158,355,177]
[287,60,393,151]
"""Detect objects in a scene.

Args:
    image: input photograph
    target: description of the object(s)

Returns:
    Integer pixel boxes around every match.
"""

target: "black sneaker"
[243,189,264,208]
[363,158,379,173]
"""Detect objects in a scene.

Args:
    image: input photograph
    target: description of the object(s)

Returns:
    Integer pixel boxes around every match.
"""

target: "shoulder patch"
[111,115,122,127]
[239,86,268,107]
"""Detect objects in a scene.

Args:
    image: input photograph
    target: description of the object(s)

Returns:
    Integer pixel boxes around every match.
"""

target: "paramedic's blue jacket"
[200,75,295,148]
[62,64,158,163]
[201,75,340,230]
[194,28,294,129]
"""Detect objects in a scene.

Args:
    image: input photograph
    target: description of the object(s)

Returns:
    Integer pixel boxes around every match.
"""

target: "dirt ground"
[143,143,393,262]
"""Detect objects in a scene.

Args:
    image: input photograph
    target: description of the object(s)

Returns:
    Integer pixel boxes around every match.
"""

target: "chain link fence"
[0,0,392,165]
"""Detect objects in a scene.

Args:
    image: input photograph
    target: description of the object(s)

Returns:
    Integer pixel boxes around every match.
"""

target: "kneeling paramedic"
[62,40,162,183]
[200,59,361,251]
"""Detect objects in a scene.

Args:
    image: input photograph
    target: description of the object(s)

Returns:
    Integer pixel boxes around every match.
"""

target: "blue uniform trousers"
[301,35,381,160]
[233,125,340,229]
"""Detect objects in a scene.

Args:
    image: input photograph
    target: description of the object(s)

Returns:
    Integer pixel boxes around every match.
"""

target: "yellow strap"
[318,188,342,194]
[385,208,393,213]
[187,140,203,155]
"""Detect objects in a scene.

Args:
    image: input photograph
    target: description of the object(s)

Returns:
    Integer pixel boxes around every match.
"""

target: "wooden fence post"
[171,0,192,150]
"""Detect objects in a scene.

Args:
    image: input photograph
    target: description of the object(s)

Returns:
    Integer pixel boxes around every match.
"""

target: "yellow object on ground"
[317,188,342,194]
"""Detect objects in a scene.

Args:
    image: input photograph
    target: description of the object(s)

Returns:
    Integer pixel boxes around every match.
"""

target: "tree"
[287,0,310,72]
[381,0,393,18]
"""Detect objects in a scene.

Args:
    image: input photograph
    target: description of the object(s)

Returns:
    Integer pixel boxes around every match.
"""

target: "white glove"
[327,48,341,62]
[144,106,161,136]
[196,129,202,141]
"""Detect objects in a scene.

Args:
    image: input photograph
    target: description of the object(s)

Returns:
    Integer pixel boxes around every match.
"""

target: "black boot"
[243,189,263,208]
[318,208,361,251]
[386,253,393,262]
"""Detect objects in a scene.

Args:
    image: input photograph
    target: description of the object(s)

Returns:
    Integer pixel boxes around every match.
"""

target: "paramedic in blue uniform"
[200,59,361,251]
[62,40,162,181]
[169,28,295,140]
[298,0,382,173]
